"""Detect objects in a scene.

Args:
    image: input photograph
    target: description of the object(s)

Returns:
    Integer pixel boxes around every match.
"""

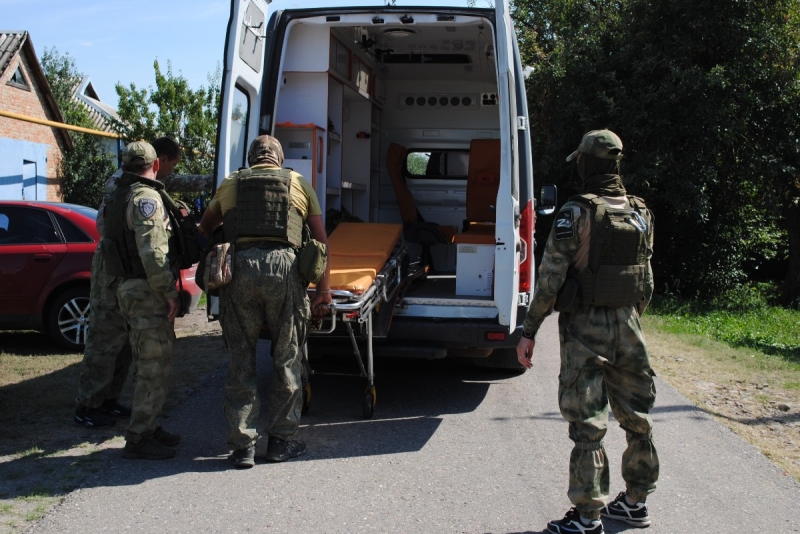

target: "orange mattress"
[321,223,403,294]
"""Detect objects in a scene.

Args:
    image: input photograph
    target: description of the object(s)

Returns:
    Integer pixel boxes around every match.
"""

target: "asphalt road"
[31,315,800,533]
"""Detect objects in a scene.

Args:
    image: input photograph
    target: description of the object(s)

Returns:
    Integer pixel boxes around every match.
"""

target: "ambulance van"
[213,0,553,370]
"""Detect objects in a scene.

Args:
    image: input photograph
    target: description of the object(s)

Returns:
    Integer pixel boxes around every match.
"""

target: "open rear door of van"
[215,0,270,186]
[492,0,521,329]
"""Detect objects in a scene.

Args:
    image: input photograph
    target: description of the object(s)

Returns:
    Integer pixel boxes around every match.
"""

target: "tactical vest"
[158,191,204,269]
[223,167,304,247]
[570,194,652,308]
[101,174,166,279]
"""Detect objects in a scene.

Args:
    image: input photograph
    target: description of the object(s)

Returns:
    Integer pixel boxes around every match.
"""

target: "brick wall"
[0,47,66,201]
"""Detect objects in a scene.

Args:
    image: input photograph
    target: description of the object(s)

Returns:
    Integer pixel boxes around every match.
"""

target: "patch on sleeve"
[138,198,158,219]
[553,209,574,240]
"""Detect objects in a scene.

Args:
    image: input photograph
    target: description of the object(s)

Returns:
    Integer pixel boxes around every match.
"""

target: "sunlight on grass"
[14,447,44,460]
[649,295,800,366]
[24,503,47,522]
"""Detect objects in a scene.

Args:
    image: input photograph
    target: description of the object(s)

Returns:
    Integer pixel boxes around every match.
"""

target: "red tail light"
[518,199,533,294]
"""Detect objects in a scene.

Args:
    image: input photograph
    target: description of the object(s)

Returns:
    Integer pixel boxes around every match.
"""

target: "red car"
[0,201,201,351]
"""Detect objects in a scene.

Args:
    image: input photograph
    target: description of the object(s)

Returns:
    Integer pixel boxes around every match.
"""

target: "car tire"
[472,347,527,373]
[48,286,91,351]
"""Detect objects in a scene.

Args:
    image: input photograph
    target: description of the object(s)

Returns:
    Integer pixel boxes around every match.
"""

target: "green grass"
[649,293,800,366]
[24,504,47,522]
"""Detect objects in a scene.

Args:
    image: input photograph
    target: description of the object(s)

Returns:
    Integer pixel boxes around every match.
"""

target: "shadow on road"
[282,353,513,461]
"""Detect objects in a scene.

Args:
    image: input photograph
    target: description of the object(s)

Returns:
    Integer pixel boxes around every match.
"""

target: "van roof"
[268,1,493,11]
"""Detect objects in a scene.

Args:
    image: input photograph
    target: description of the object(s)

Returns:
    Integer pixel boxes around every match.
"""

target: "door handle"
[34,254,53,261]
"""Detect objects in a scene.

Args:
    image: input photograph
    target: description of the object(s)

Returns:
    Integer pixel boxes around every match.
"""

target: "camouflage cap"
[122,141,157,165]
[247,135,284,167]
[566,130,623,162]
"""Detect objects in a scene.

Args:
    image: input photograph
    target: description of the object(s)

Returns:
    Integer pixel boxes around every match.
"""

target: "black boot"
[266,436,306,463]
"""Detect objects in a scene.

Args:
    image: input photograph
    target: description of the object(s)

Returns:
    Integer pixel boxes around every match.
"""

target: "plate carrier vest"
[223,167,303,247]
[570,194,652,308]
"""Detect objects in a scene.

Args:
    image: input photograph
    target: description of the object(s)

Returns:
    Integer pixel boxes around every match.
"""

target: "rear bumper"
[386,308,526,350]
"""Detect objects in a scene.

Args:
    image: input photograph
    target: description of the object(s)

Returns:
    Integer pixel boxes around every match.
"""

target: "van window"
[405,150,469,180]
[228,85,250,174]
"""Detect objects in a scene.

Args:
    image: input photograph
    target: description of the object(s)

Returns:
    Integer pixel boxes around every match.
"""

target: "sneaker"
[547,508,604,534]
[98,399,132,418]
[230,446,256,469]
[601,492,651,527]
[122,436,176,460]
[265,436,306,463]
[74,406,116,429]
[153,426,181,447]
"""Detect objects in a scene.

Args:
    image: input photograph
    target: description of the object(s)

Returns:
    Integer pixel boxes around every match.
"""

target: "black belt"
[235,240,292,251]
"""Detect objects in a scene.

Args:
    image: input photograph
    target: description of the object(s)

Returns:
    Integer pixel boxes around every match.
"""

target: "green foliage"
[515,0,800,302]
[40,48,115,208]
[406,152,429,175]
[649,291,800,364]
[113,60,220,178]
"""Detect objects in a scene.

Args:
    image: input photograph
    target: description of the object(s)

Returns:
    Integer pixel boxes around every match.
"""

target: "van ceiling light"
[400,15,414,24]
[372,16,385,24]
[383,28,416,37]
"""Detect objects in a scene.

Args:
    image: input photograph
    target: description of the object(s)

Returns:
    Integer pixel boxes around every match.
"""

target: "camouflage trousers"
[76,251,132,409]
[557,306,659,519]
[220,244,310,450]
[117,278,175,443]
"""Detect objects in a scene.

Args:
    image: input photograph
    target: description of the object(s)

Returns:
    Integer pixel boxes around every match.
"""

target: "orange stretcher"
[309,222,409,418]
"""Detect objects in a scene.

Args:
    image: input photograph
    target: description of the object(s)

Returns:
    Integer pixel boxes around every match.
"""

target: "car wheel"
[48,286,91,351]
[472,347,527,373]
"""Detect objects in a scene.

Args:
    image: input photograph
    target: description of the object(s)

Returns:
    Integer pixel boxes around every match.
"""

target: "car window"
[405,150,469,180]
[0,207,61,244]
[53,213,93,243]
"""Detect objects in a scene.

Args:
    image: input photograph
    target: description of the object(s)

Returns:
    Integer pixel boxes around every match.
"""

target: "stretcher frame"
[308,234,409,418]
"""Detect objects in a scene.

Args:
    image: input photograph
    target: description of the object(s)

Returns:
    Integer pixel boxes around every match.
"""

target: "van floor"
[402,275,493,303]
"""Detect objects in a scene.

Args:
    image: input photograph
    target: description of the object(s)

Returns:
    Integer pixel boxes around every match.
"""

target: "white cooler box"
[456,243,495,296]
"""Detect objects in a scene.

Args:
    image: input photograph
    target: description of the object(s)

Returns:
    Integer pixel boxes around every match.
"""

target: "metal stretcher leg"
[344,317,376,419]
[301,343,312,415]
[363,313,376,419]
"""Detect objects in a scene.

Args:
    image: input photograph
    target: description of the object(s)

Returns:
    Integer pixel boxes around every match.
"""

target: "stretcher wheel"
[302,383,312,415]
[362,387,376,419]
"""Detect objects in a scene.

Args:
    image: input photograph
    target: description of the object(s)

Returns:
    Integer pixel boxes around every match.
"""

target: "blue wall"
[0,138,49,200]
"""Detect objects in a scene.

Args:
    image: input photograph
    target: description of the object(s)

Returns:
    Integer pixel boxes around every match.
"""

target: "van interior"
[254,12,506,308]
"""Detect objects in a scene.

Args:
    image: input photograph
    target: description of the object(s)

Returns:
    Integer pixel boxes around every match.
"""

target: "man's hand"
[516,337,535,369]
[167,296,182,322]
[310,290,332,319]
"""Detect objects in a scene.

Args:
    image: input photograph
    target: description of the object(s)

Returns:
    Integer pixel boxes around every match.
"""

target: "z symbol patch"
[138,198,158,219]
[554,209,574,240]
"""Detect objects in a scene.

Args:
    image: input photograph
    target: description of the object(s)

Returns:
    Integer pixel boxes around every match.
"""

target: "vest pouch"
[590,264,646,307]
[554,278,580,313]
[297,239,328,285]
[205,243,234,291]
[100,238,126,277]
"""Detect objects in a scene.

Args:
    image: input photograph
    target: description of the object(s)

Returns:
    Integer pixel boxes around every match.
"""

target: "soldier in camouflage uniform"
[74,138,182,429]
[199,135,331,469]
[101,141,183,460]
[517,131,658,534]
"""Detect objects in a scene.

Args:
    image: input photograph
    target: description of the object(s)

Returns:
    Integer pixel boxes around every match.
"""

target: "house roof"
[73,76,121,134]
[0,31,74,151]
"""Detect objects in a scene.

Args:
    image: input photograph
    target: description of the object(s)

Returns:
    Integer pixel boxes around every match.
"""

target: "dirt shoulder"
[644,319,800,480]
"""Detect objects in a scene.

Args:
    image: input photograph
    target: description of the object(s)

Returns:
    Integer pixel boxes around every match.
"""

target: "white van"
[213,0,552,377]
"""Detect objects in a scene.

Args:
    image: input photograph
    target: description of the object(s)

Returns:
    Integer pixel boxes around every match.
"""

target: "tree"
[40,48,116,208]
[113,60,220,180]
[514,0,800,304]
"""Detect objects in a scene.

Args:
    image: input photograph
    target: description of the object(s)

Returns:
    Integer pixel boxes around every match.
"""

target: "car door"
[0,206,67,321]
